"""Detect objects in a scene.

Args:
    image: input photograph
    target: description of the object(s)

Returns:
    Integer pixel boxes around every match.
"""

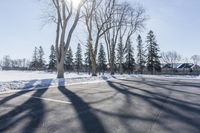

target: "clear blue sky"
[0,0,200,61]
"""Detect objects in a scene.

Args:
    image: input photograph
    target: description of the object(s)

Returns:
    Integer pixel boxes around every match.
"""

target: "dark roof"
[178,63,194,69]
[162,63,195,69]
[162,63,182,69]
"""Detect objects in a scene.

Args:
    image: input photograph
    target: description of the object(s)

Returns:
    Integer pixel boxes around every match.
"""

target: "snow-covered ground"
[0,70,199,94]
[0,71,126,94]
[0,71,90,82]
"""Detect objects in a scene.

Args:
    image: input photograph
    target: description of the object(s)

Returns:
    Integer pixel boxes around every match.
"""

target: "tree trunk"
[91,56,97,76]
[57,61,64,78]
[57,45,65,78]
[110,51,115,75]
[110,63,115,75]
[119,58,123,75]
[88,65,91,75]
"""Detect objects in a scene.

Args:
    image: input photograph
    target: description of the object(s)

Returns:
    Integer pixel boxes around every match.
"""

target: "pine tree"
[84,40,92,75]
[125,38,135,74]
[75,43,83,74]
[98,44,107,75]
[38,46,45,69]
[48,45,56,70]
[65,47,74,72]
[30,47,39,70]
[137,35,146,74]
[146,30,161,74]
[117,37,124,74]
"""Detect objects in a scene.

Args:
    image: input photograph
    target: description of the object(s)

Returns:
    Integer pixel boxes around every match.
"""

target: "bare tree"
[104,2,146,75]
[161,51,182,71]
[83,0,115,76]
[118,4,146,74]
[191,55,200,65]
[47,0,86,78]
[104,3,129,75]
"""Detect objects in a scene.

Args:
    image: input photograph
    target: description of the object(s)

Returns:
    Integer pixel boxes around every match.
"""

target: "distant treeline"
[1,30,200,75]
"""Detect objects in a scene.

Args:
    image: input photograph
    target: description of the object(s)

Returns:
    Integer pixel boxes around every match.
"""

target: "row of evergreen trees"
[116,30,161,74]
[31,30,161,75]
[136,30,161,74]
[30,46,46,70]
[47,43,107,74]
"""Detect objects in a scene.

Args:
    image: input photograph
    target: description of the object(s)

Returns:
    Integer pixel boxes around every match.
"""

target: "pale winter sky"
[0,0,200,62]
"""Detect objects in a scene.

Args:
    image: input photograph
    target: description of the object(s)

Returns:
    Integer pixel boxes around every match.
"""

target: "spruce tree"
[75,43,83,74]
[146,30,161,74]
[125,38,135,74]
[65,47,74,72]
[117,37,124,74]
[98,44,107,75]
[38,46,45,69]
[48,45,56,70]
[30,47,39,70]
[137,35,146,74]
[84,40,92,75]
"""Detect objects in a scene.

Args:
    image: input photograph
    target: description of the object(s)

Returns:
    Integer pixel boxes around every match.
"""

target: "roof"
[162,63,182,69]
[178,63,194,69]
[162,63,198,69]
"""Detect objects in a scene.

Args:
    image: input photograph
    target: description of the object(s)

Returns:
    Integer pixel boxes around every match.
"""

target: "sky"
[0,0,200,62]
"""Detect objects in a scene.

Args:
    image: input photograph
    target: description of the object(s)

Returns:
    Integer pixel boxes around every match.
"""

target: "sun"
[74,0,82,8]
[66,0,82,9]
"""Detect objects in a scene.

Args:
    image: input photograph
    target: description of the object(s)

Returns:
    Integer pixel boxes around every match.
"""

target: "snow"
[0,71,124,94]
[0,70,90,82]
[0,70,199,94]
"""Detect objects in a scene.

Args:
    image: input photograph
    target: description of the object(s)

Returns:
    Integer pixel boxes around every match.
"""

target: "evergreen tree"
[30,47,39,70]
[75,43,83,74]
[125,38,135,74]
[48,45,56,70]
[84,40,92,75]
[137,35,146,74]
[38,46,46,69]
[146,30,161,74]
[117,37,124,74]
[65,47,74,72]
[98,44,107,75]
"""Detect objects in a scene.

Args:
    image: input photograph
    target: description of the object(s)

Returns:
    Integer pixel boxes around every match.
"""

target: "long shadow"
[0,91,30,106]
[0,79,52,133]
[106,80,200,133]
[58,80,107,133]
[0,80,39,106]
[113,81,200,107]
[120,78,200,96]
[22,79,38,89]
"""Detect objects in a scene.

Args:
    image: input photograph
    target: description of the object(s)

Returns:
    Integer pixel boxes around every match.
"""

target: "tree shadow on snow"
[0,79,53,133]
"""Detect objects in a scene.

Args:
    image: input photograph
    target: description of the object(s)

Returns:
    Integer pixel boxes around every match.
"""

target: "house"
[161,63,200,74]
[161,63,182,73]
[177,63,200,72]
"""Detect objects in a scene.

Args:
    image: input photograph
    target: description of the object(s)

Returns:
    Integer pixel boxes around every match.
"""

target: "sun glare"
[70,0,81,8]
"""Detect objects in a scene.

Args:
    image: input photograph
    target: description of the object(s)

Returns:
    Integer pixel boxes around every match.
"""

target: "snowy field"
[0,71,91,82]
[0,70,124,93]
[0,70,199,94]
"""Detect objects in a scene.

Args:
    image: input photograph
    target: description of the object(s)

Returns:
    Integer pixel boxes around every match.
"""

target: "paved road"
[0,77,200,133]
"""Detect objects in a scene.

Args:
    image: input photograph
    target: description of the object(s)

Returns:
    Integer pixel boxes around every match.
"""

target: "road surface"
[0,76,200,133]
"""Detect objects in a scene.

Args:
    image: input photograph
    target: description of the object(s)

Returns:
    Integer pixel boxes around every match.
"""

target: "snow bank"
[0,71,127,94]
[0,70,199,94]
[0,71,90,82]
